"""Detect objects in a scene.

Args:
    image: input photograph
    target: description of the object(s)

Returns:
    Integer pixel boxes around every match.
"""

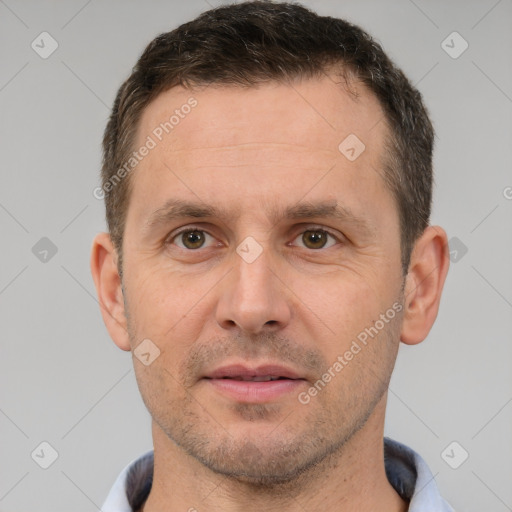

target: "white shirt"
[102,438,455,511]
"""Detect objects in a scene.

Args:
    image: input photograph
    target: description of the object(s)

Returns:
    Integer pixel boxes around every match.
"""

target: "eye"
[167,226,340,252]
[169,229,217,250]
[292,228,339,250]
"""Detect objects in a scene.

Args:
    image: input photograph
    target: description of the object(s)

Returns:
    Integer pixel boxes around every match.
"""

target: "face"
[120,75,406,483]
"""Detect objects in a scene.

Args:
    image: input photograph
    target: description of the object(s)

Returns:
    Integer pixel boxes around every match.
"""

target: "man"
[90,1,452,510]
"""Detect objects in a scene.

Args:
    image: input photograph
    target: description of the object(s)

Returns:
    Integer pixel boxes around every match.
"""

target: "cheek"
[299,270,394,352]
[317,309,402,404]
[125,264,213,343]
[132,359,185,423]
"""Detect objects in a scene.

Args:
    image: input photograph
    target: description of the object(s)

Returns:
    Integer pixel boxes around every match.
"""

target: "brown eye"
[302,230,328,249]
[179,230,207,249]
[293,229,338,250]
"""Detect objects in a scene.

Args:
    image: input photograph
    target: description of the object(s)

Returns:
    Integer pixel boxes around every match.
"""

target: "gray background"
[1,0,511,511]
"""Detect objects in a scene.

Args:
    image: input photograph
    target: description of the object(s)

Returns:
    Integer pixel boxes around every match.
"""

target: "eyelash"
[166,225,342,251]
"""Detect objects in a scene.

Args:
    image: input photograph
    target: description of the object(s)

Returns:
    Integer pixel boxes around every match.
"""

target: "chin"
[196,442,323,486]
[170,416,350,489]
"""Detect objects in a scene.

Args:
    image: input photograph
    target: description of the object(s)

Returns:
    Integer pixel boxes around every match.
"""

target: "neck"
[142,398,407,512]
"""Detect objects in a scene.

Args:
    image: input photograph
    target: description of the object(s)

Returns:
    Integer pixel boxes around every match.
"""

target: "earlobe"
[90,232,131,351]
[400,226,450,345]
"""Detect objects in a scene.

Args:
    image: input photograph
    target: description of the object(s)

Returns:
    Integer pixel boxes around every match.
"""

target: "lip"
[203,364,307,403]
[206,364,302,380]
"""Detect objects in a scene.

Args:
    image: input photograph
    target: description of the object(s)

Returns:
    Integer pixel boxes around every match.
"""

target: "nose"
[215,246,292,335]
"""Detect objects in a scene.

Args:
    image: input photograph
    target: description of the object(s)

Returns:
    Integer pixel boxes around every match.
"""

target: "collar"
[102,438,454,512]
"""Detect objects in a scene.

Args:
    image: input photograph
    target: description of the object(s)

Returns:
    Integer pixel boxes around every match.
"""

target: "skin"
[91,73,449,512]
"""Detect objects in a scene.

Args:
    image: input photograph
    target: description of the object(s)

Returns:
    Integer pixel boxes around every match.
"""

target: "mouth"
[202,364,307,402]
[216,375,291,381]
[205,363,304,381]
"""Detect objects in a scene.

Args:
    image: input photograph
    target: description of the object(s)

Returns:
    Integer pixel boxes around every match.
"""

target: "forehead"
[137,75,387,157]
[128,74,393,229]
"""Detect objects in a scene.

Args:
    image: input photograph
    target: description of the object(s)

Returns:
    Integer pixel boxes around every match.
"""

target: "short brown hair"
[101,0,434,275]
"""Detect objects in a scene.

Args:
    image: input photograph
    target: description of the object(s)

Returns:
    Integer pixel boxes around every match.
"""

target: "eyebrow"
[143,198,374,236]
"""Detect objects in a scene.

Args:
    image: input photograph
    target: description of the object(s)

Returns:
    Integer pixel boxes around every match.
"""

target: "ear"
[90,232,131,351]
[400,226,450,345]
